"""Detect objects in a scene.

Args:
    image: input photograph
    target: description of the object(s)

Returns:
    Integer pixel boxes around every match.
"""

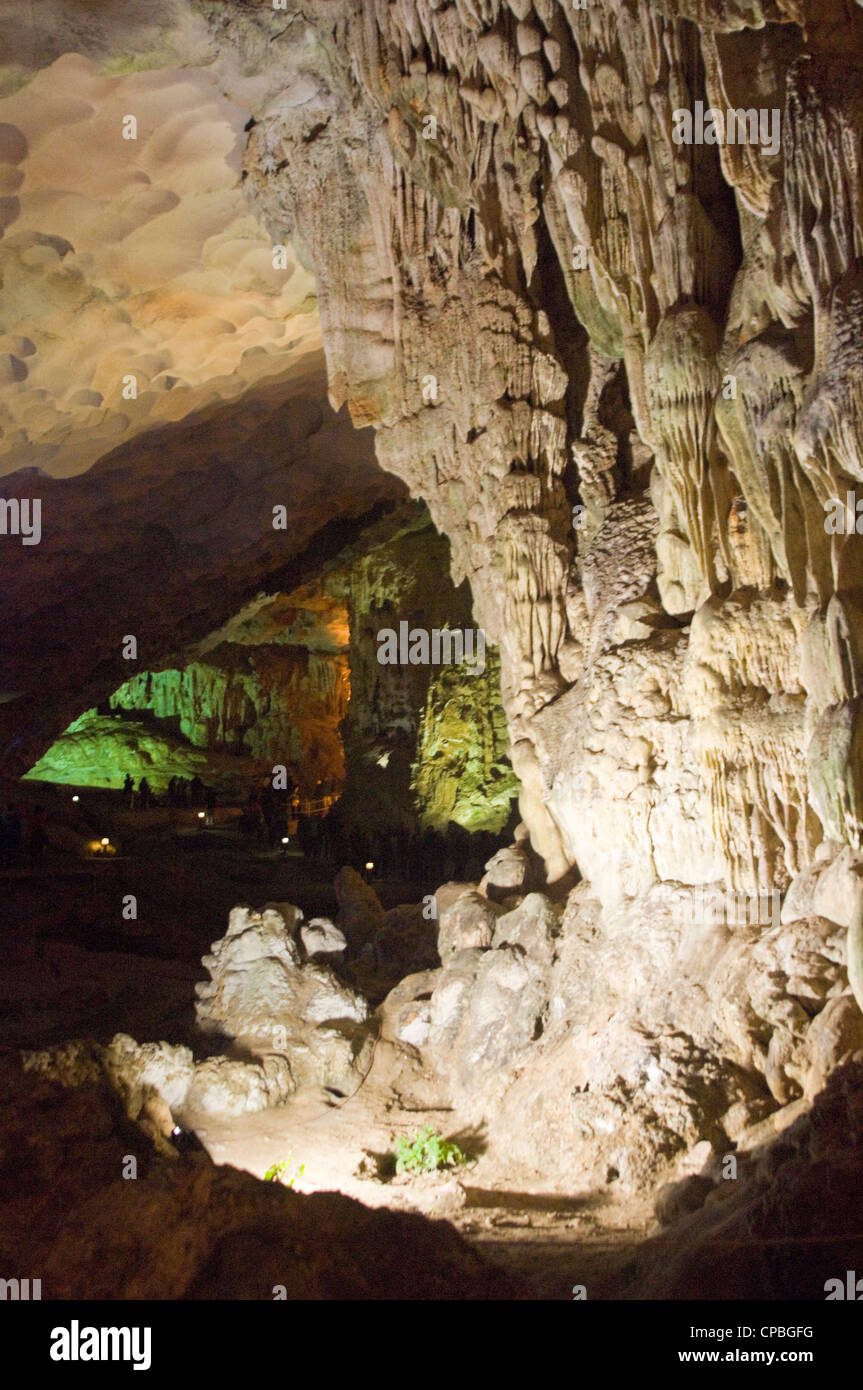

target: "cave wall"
[315,501,520,834]
[0,11,407,782]
[0,362,405,782]
[210,0,863,900]
[27,646,349,796]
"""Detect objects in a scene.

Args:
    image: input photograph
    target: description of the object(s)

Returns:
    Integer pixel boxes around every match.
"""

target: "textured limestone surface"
[217,0,863,899]
[194,902,374,1099]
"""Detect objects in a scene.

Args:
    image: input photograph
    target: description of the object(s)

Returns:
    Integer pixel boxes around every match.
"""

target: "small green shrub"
[98,52,167,77]
[264,1154,306,1187]
[393,1126,466,1175]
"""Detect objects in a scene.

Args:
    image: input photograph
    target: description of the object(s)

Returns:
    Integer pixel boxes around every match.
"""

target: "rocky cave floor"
[6,792,863,1301]
[1,799,648,1300]
[0,800,644,1295]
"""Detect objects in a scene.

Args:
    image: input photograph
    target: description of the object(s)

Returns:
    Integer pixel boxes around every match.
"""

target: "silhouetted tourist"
[138,776,152,811]
[27,804,48,870]
[271,801,288,844]
[296,814,314,857]
[204,786,217,827]
[123,772,135,807]
[189,775,204,809]
[3,803,22,866]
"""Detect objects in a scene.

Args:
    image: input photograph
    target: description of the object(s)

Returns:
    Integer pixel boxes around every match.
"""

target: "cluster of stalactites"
[234,0,863,887]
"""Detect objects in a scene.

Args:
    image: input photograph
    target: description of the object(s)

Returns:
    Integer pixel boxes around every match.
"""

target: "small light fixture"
[72,795,79,803]
[281,836,290,844]
[100,837,109,846]
[365,861,374,872]
[197,811,205,820]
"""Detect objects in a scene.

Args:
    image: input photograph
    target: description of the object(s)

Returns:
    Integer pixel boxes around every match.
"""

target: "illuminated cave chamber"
[27,501,519,834]
[26,592,351,799]
[11,0,863,1306]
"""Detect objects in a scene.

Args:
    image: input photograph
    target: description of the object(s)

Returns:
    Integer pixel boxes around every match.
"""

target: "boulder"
[437,889,502,962]
[393,1001,432,1047]
[334,867,385,950]
[379,969,442,1046]
[802,994,863,1097]
[480,844,532,898]
[433,881,478,917]
[300,917,347,962]
[185,1055,293,1117]
[812,847,863,931]
[22,1034,196,1156]
[491,892,562,966]
[101,1034,195,1115]
[375,902,439,978]
[428,944,548,1097]
[194,902,372,1103]
[195,904,368,1046]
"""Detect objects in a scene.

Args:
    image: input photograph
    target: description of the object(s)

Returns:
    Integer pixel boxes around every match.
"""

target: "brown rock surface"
[0,1056,524,1299]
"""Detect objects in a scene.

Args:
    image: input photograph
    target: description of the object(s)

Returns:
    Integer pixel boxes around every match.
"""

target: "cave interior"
[2,0,863,1317]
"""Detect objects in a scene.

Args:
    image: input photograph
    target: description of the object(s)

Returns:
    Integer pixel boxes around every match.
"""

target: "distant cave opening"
[22,500,520,881]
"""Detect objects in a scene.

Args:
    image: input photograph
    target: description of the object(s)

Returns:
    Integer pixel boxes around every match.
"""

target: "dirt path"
[192,1077,655,1299]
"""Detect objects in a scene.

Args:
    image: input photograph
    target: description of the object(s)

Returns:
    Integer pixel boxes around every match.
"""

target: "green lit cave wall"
[411,645,520,834]
[26,503,520,833]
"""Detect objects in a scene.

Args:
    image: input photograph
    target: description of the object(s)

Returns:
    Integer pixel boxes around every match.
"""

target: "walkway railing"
[294,795,336,818]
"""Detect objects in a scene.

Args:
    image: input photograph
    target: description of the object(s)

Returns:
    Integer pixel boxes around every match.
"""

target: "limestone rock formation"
[321,503,519,834]
[219,0,863,903]
[28,614,350,796]
[0,361,404,780]
[10,0,863,901]
[386,860,863,1194]
[300,917,347,962]
[24,497,519,830]
[436,887,503,961]
[622,1062,863,1300]
[195,903,373,1096]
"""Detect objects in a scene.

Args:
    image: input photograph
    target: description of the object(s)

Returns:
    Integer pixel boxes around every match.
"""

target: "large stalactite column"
[228,0,863,896]
[243,1,577,878]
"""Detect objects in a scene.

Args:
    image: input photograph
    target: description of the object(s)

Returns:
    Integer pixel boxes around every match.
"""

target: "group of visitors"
[123,774,154,809]
[1,774,505,885]
[303,818,503,883]
[122,773,218,818]
[0,802,49,870]
[238,776,296,846]
[165,775,208,808]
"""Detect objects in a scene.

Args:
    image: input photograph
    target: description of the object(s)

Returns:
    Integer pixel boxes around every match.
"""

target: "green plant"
[393,1126,466,1175]
[98,51,167,76]
[264,1153,306,1187]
